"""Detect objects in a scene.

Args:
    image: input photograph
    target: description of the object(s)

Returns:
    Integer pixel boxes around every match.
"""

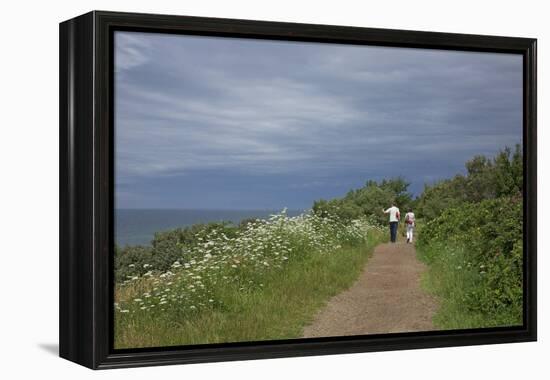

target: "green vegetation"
[312,177,414,225]
[311,143,524,329]
[115,222,238,282]
[416,145,523,329]
[416,145,522,220]
[114,144,524,346]
[115,211,386,348]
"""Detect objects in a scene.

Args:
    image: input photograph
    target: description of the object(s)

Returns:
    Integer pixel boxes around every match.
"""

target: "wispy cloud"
[114,33,153,73]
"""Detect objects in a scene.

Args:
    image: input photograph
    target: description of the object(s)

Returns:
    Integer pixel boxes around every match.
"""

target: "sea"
[115,208,305,247]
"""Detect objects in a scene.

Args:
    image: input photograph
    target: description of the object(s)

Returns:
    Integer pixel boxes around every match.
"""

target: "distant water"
[115,208,304,247]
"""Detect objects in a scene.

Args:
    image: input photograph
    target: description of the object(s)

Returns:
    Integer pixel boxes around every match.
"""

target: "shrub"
[115,222,239,282]
[313,177,414,225]
[417,196,523,327]
[416,145,522,221]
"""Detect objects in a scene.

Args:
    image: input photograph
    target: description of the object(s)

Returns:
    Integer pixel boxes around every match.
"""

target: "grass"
[417,241,522,330]
[114,228,386,349]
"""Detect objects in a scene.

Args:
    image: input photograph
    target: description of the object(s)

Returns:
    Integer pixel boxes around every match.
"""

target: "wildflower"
[120,310,129,313]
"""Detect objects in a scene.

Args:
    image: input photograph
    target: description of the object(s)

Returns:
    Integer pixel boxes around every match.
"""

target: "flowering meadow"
[114,210,385,348]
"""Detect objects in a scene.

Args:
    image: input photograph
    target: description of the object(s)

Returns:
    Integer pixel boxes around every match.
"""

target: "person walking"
[404,209,416,243]
[383,203,400,243]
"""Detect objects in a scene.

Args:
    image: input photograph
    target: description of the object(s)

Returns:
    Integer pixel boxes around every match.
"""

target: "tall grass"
[114,210,386,348]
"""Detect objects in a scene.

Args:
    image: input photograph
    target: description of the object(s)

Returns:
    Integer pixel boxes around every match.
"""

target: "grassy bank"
[416,197,523,330]
[115,212,386,348]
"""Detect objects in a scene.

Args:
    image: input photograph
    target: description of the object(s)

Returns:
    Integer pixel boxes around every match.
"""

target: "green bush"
[115,222,239,282]
[313,177,414,225]
[416,145,522,221]
[417,196,523,328]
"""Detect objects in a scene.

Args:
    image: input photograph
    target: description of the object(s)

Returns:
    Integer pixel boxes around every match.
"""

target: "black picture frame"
[59,10,537,369]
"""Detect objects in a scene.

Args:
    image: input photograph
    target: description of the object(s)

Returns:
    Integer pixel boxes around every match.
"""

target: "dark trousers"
[389,222,398,243]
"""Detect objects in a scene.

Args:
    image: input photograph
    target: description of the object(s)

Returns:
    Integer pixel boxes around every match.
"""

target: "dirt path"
[302,238,438,337]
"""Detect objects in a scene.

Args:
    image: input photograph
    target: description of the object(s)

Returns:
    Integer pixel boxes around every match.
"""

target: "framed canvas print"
[59,11,537,369]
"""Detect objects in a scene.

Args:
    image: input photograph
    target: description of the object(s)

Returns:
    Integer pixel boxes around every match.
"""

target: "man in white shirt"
[383,203,400,243]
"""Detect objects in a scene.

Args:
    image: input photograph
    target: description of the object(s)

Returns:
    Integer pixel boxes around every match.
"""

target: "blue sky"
[114,31,522,210]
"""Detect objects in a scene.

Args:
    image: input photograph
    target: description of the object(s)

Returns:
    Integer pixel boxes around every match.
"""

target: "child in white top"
[405,210,415,243]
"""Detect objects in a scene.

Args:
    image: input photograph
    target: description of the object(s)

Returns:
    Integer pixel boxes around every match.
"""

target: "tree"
[313,177,413,225]
[416,145,523,220]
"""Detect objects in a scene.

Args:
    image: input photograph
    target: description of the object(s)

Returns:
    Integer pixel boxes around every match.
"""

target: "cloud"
[114,32,522,208]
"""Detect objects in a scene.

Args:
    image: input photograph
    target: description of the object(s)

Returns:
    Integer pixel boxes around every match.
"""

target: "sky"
[114,31,523,210]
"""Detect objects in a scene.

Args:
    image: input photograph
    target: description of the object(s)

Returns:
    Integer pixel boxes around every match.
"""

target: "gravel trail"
[302,239,438,337]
